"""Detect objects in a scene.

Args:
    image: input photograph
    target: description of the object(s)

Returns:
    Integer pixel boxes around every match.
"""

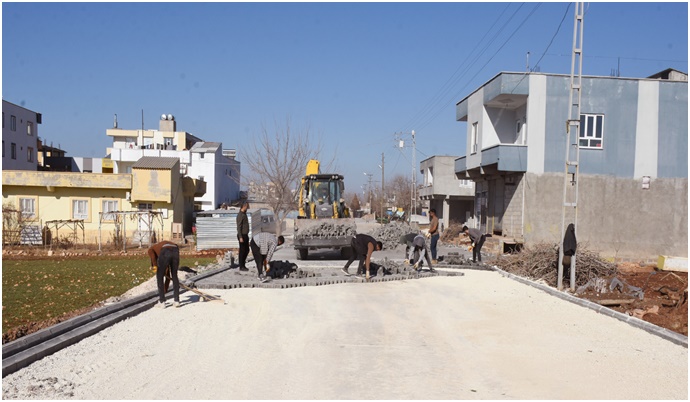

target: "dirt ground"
[575,262,688,336]
[2,245,688,343]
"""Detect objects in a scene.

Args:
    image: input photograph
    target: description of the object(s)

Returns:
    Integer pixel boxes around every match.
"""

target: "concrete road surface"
[2,270,687,400]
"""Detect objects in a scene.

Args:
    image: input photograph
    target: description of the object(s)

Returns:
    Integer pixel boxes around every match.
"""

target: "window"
[20,198,36,219]
[2,141,4,157]
[72,199,89,220]
[579,114,604,149]
[471,122,478,154]
[10,115,16,131]
[11,143,16,159]
[102,200,119,221]
[138,203,153,211]
[27,122,33,136]
[27,147,34,162]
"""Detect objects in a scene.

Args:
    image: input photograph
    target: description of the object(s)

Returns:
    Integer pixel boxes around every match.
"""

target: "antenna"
[114,114,118,128]
[141,109,144,131]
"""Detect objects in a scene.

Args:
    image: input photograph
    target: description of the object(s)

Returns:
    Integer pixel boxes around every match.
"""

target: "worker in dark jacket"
[147,240,180,308]
[341,234,383,279]
[562,223,577,280]
[409,234,435,273]
[462,225,491,263]
[236,202,250,271]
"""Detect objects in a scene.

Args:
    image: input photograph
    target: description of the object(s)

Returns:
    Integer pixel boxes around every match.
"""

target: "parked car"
[259,209,277,234]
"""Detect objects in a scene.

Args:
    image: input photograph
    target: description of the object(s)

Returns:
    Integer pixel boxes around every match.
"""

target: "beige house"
[2,157,205,247]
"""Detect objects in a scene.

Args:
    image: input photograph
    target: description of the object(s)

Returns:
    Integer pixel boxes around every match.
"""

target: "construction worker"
[250,232,285,282]
[147,240,180,308]
[341,234,383,279]
[408,234,435,273]
[462,225,491,263]
[428,209,440,264]
[400,232,417,261]
[236,201,250,271]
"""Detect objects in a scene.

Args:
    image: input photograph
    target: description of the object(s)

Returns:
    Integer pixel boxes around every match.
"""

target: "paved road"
[2,270,687,399]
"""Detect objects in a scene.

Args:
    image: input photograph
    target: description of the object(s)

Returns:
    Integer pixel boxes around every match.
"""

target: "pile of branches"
[491,242,618,288]
[440,222,466,243]
[371,221,415,250]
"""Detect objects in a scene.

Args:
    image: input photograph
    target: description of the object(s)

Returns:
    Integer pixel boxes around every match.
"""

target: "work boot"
[239,267,249,272]
[156,301,166,309]
[341,268,351,276]
[432,259,438,264]
[173,301,180,308]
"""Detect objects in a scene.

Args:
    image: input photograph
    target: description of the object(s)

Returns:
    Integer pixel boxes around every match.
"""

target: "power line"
[414,3,543,133]
[398,2,516,134]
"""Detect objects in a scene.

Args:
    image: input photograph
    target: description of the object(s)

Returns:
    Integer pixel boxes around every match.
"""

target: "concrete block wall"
[502,174,524,238]
[523,172,688,260]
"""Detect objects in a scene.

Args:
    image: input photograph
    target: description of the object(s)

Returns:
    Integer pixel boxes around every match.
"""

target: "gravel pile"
[371,221,416,250]
[295,221,357,239]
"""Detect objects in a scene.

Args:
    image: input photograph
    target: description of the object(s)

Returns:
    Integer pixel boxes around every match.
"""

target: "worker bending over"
[462,225,491,263]
[148,240,181,308]
[409,234,436,273]
[250,232,285,282]
[341,234,383,280]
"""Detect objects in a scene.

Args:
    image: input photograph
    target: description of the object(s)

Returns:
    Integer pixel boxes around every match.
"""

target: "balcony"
[456,144,527,179]
[182,177,206,197]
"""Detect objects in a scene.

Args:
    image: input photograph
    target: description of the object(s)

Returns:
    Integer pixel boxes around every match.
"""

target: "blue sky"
[3,2,687,194]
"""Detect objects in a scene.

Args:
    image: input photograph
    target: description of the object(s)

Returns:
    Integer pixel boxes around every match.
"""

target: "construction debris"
[491,242,618,288]
[267,260,299,279]
[371,221,416,250]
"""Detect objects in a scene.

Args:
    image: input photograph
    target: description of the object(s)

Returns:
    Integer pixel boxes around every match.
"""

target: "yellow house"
[2,157,205,247]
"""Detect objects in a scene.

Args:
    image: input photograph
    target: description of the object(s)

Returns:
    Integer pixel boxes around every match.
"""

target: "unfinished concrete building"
[419,155,474,229]
[454,69,688,260]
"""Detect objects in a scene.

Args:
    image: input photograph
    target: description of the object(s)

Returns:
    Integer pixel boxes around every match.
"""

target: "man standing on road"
[462,225,491,263]
[428,209,440,264]
[236,201,250,272]
[341,234,383,280]
[409,233,436,273]
[147,240,181,308]
[250,232,285,282]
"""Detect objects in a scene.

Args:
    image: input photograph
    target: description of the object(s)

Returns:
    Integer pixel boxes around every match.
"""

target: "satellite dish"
[161,114,167,120]
[167,114,174,121]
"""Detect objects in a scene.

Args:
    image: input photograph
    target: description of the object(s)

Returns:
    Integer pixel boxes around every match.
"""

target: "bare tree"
[241,117,327,236]
[386,174,414,216]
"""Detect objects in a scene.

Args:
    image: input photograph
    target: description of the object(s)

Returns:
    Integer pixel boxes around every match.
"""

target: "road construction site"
[2,219,688,399]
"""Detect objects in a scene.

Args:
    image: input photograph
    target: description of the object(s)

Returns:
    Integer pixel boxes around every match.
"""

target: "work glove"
[413,263,419,269]
[152,265,157,274]
[468,246,473,252]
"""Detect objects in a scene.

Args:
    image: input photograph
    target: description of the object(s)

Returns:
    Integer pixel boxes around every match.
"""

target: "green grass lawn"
[2,255,217,335]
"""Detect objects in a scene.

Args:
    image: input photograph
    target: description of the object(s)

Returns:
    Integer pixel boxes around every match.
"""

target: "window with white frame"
[426,167,434,186]
[27,122,33,136]
[458,179,473,187]
[72,199,89,220]
[471,122,478,154]
[579,114,604,149]
[27,147,34,162]
[20,197,36,219]
[102,200,119,221]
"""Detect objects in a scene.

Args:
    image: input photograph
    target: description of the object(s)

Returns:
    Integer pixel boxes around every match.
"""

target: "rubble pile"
[372,258,418,275]
[491,242,618,287]
[295,221,356,239]
[371,221,416,250]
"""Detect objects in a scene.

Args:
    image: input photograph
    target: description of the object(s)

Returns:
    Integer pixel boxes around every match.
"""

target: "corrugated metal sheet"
[195,208,262,250]
[132,156,179,170]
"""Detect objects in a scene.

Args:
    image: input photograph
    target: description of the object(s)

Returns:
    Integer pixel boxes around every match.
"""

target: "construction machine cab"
[301,174,345,219]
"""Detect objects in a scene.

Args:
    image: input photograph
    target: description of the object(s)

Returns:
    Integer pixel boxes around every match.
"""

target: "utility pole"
[394,130,418,224]
[380,152,385,223]
[558,2,584,291]
[364,172,374,216]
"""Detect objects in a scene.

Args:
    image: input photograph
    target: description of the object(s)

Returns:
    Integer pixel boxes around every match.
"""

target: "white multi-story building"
[2,100,41,171]
[105,114,241,210]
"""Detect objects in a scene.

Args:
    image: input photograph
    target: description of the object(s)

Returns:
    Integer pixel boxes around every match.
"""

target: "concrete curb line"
[491,265,688,348]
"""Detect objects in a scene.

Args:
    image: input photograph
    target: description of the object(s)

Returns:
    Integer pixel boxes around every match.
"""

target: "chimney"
[159,114,176,132]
